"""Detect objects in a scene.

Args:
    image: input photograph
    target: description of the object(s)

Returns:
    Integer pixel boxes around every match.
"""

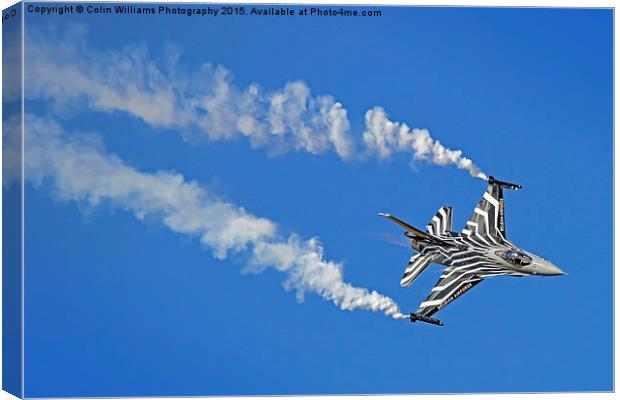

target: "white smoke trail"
[13,29,489,323]
[24,29,355,159]
[24,28,486,179]
[362,107,487,179]
[18,115,407,320]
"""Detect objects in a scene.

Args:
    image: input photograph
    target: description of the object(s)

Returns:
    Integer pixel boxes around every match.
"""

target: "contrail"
[13,115,408,320]
[25,27,486,179]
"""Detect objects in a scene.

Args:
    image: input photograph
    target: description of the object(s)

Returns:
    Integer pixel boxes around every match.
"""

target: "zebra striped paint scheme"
[399,207,455,287]
[396,182,526,318]
[413,236,524,317]
[426,206,453,236]
[400,253,434,287]
[462,183,506,241]
[382,177,564,325]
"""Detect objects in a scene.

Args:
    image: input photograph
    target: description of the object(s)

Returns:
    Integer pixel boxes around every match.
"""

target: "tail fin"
[461,177,521,242]
[426,207,453,236]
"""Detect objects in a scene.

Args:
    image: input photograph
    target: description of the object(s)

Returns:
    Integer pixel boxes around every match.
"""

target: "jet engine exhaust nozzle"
[409,313,444,326]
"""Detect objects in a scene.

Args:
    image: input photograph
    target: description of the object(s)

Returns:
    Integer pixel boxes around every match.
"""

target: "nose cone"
[541,262,566,276]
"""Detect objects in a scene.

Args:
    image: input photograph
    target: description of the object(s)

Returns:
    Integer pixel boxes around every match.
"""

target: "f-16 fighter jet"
[380,176,565,326]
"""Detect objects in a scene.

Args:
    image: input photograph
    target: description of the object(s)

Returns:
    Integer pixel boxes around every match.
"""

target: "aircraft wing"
[415,269,483,317]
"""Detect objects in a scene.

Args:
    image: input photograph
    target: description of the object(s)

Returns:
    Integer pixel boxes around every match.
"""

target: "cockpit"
[496,250,532,267]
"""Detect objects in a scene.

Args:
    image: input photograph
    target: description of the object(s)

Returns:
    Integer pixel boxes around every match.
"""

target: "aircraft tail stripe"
[461,182,506,243]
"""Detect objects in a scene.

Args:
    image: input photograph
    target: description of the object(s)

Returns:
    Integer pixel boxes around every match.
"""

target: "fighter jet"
[380,176,565,326]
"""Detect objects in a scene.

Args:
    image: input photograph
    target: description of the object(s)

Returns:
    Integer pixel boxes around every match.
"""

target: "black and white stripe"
[461,184,506,244]
[400,253,434,287]
[426,206,453,236]
[380,179,532,319]
[401,182,527,317]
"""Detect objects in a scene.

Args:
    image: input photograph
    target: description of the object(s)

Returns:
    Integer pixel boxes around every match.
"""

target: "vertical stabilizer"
[461,176,521,242]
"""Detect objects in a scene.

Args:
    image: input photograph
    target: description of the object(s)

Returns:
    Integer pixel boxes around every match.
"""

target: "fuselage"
[381,177,565,325]
[408,231,565,278]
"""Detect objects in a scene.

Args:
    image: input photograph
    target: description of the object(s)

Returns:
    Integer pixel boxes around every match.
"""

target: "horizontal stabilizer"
[400,253,434,287]
[378,212,431,240]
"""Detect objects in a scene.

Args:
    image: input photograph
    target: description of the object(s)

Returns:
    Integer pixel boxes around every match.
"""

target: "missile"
[409,313,444,326]
[487,176,522,190]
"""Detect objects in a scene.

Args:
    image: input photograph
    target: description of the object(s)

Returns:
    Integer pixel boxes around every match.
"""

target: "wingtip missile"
[487,176,522,190]
[409,313,444,326]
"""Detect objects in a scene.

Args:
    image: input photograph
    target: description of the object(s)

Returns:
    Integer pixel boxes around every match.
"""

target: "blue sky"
[16,4,612,397]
